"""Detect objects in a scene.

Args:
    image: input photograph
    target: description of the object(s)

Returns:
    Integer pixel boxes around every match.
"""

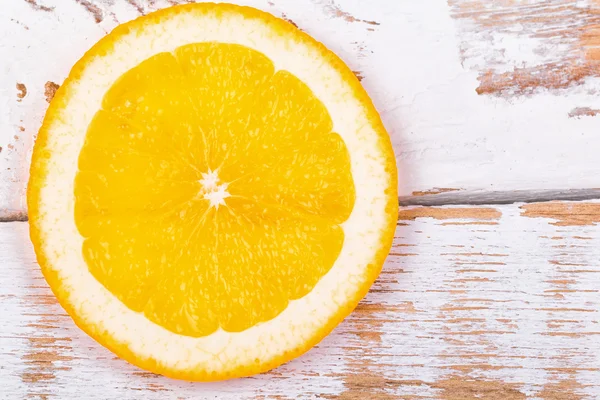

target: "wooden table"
[2,0,600,398]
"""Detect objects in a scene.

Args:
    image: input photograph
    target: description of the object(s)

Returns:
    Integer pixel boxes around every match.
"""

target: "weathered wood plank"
[448,0,600,96]
[3,0,600,219]
[2,201,599,398]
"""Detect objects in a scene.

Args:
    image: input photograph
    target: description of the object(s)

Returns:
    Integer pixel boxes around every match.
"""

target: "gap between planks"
[3,188,600,222]
[400,188,600,206]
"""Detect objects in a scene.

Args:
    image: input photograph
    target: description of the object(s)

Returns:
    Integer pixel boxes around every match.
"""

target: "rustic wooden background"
[1,0,600,398]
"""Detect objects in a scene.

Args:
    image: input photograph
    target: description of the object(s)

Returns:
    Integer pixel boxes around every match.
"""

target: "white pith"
[32,7,392,374]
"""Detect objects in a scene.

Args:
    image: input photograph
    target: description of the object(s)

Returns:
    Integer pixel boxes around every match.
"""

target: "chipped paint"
[521,201,600,226]
[398,206,501,221]
[44,81,59,103]
[74,0,104,23]
[334,374,404,399]
[440,221,499,226]
[16,83,27,101]
[538,379,585,400]
[24,0,54,12]
[433,376,526,399]
[314,0,380,26]
[351,70,364,81]
[280,12,299,28]
[449,0,600,96]
[20,285,74,393]
[10,18,30,30]
[568,107,600,118]
[441,253,508,257]
[476,65,595,96]
[125,0,145,14]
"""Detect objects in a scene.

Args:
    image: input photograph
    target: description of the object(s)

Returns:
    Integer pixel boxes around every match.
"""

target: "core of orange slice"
[28,3,397,381]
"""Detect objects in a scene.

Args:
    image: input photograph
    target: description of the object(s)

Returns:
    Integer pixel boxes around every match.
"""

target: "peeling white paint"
[3,201,600,397]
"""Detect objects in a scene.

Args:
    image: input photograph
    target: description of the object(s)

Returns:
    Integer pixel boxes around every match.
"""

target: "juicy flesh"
[74,43,355,337]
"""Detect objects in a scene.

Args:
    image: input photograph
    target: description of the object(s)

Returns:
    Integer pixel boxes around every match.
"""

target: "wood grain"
[2,201,599,398]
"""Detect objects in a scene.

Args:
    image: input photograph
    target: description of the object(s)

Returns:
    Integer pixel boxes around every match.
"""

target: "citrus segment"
[74,41,354,337]
[174,43,275,169]
[224,70,355,223]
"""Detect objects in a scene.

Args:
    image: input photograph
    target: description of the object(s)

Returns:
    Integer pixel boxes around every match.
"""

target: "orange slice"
[28,3,397,381]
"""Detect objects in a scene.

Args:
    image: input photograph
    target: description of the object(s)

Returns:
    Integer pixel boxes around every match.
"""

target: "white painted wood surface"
[3,202,600,398]
[3,0,600,398]
[3,0,600,218]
